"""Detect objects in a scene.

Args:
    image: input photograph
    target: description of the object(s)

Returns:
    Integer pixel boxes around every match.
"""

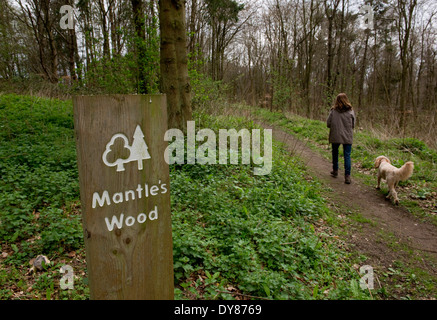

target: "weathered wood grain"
[73,95,173,300]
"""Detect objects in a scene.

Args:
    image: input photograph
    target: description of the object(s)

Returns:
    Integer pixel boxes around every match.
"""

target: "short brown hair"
[333,93,353,112]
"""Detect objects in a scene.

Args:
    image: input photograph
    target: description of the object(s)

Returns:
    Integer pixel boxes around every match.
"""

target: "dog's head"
[374,156,390,168]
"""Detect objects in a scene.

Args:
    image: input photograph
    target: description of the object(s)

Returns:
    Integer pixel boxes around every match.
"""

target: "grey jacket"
[327,109,355,145]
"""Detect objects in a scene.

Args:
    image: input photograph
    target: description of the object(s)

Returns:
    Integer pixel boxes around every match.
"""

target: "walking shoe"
[345,175,351,184]
[330,170,338,177]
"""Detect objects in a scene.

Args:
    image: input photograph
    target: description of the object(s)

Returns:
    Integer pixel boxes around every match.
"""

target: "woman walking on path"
[327,93,356,184]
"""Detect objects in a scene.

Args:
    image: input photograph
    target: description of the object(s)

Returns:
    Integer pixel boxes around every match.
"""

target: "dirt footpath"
[252,116,437,297]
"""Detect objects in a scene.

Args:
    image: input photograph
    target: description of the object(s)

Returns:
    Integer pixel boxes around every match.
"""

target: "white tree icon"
[127,125,151,170]
[102,125,150,172]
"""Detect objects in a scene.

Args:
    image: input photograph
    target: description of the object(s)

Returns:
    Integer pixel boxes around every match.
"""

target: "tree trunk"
[131,0,148,94]
[68,27,77,80]
[159,0,192,130]
[323,0,340,106]
[109,3,118,56]
[36,0,59,82]
[98,0,110,58]
[326,8,334,104]
[397,0,417,132]
[188,0,198,56]
[358,30,370,110]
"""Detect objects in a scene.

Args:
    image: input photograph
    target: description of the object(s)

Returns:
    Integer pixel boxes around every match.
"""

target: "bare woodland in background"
[0,0,436,147]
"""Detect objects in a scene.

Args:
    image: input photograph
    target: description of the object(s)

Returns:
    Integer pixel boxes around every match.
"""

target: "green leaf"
[313,285,319,298]
[205,270,211,279]
[10,231,20,242]
[262,284,270,297]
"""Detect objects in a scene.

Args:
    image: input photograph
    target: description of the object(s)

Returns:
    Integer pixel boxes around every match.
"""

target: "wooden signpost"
[73,95,174,300]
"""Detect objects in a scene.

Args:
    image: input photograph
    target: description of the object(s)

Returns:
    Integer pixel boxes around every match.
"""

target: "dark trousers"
[332,143,352,176]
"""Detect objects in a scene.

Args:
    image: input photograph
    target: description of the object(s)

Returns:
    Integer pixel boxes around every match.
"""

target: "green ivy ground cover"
[0,94,369,299]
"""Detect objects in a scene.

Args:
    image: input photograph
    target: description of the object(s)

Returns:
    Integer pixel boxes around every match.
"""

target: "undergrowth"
[0,94,370,300]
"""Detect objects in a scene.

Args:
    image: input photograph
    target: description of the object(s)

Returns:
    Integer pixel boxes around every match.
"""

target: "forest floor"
[240,108,437,299]
[1,93,436,300]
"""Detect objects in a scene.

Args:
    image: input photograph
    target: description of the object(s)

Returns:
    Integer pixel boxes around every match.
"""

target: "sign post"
[73,95,173,299]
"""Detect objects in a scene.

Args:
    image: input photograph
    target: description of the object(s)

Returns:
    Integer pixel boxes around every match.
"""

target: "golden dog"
[374,156,414,205]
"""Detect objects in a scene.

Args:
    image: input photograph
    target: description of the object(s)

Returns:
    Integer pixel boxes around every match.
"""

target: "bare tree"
[395,0,418,131]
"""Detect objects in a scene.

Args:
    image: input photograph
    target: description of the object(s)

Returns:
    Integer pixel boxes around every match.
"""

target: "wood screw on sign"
[73,95,174,300]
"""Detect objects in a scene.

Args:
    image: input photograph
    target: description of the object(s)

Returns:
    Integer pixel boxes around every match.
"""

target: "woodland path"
[244,110,437,296]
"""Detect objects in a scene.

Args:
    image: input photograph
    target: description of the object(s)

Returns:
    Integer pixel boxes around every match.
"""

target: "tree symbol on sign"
[128,125,151,170]
[102,125,151,172]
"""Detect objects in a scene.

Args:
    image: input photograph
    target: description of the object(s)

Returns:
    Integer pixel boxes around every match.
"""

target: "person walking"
[327,93,356,184]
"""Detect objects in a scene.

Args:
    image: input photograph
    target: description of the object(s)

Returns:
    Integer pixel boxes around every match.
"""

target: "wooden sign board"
[73,95,173,300]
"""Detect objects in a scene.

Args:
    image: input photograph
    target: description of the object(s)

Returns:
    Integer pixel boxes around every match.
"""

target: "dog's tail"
[398,161,414,181]
[374,156,390,168]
